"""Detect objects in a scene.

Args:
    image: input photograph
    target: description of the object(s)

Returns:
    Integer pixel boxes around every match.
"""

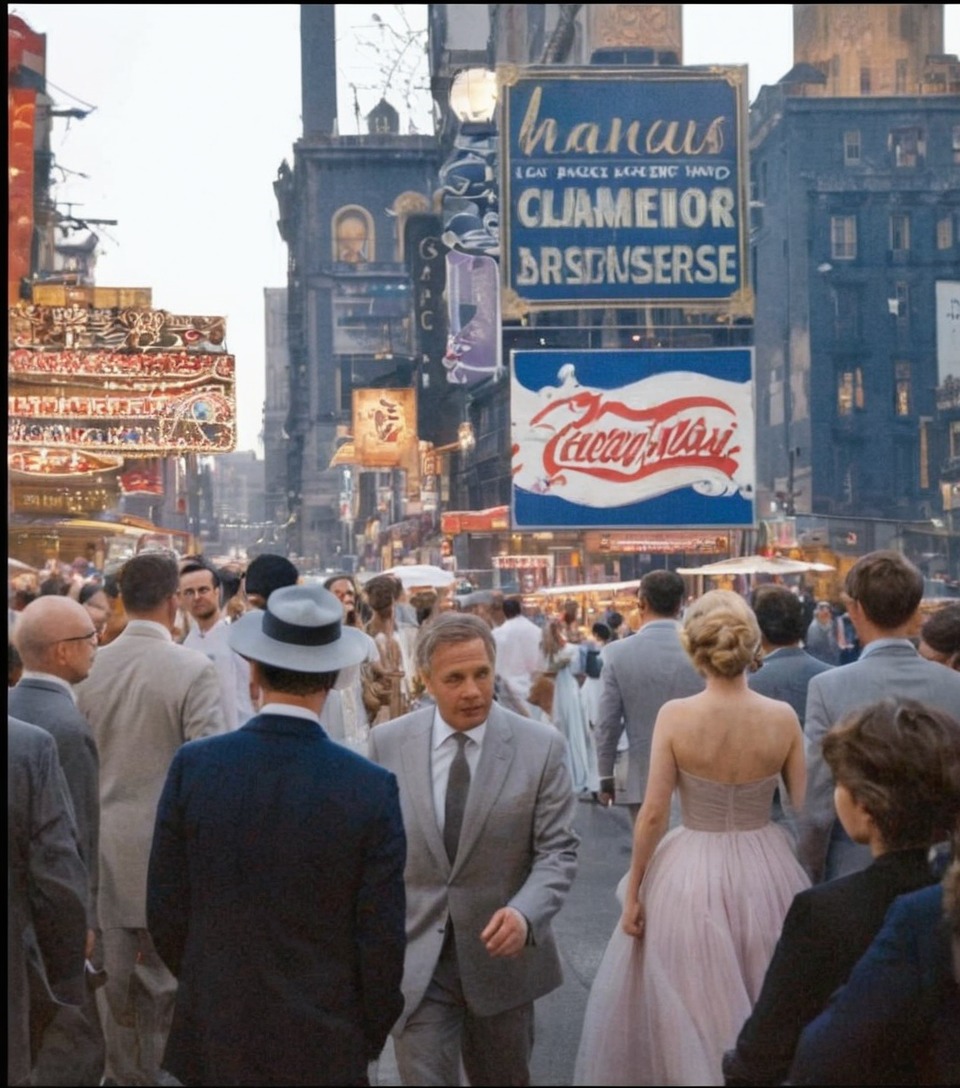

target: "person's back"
[801,551,960,882]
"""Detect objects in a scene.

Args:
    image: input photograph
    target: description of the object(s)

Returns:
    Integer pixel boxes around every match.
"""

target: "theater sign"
[511,349,755,529]
[499,66,751,315]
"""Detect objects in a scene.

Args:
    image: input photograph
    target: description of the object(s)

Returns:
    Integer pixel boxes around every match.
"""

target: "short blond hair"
[681,590,762,678]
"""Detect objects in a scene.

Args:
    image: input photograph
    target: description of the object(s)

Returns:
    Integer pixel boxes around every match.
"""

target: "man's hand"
[480,906,528,958]
[598,777,616,807]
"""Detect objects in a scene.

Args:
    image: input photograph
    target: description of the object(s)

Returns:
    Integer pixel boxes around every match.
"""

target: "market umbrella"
[8,557,36,580]
[384,563,457,590]
[675,555,834,576]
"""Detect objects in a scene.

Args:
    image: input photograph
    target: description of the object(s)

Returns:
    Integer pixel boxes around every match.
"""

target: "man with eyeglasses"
[75,552,225,1087]
[179,559,254,730]
[10,595,105,1085]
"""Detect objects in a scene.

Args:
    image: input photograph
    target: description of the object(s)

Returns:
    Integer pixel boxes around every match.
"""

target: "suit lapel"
[452,705,515,876]
[400,714,451,875]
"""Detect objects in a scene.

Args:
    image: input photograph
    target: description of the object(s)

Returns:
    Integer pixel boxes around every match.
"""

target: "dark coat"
[724,848,935,1086]
[790,883,960,1085]
[147,712,407,1087]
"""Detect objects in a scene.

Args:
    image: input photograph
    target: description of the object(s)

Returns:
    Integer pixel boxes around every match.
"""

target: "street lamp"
[431,420,476,456]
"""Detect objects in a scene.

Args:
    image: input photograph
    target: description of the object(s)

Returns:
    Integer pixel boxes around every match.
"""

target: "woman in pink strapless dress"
[574,591,810,1087]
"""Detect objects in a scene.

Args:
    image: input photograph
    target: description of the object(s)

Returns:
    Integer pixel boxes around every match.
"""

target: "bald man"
[11,595,105,1085]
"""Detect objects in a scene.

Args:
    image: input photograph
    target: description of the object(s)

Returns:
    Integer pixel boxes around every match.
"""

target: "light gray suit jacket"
[75,621,225,929]
[594,620,705,805]
[367,702,579,1030]
[800,638,960,883]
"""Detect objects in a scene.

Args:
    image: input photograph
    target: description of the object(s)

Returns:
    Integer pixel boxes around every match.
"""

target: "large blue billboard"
[511,348,756,530]
[499,66,751,314]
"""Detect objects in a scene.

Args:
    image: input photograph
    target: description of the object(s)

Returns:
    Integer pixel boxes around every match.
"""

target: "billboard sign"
[8,349,237,453]
[352,388,418,469]
[499,66,750,313]
[511,348,755,529]
[935,280,960,382]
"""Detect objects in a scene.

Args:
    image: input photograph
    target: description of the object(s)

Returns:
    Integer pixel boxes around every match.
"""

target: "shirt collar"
[19,670,78,704]
[431,708,486,751]
[859,637,917,658]
[258,702,321,724]
[124,619,173,641]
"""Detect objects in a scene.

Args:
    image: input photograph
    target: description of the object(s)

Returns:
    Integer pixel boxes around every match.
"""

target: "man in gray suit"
[594,570,704,822]
[76,552,225,1086]
[11,596,105,1085]
[748,585,833,722]
[8,716,88,1088]
[800,550,960,883]
[368,612,579,1086]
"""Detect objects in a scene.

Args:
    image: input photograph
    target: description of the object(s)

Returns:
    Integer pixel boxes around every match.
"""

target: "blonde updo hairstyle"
[681,589,763,678]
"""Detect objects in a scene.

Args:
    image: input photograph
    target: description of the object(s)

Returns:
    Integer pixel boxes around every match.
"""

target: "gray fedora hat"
[228,583,368,673]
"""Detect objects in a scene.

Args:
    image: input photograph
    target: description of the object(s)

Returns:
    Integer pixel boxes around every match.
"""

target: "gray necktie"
[444,733,471,864]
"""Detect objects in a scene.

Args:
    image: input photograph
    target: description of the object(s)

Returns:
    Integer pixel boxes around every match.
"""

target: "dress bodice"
[678,769,778,831]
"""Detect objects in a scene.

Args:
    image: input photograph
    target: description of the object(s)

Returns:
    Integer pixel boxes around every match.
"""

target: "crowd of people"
[7,546,960,1086]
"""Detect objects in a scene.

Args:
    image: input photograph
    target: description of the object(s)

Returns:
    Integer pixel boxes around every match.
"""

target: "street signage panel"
[511,348,755,529]
[499,66,751,315]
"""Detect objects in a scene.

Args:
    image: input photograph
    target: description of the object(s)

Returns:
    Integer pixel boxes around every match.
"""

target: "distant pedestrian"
[918,602,960,671]
[242,552,299,610]
[805,601,841,665]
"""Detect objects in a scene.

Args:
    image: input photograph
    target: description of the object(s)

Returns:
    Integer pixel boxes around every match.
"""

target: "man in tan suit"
[76,552,225,1086]
[368,613,579,1086]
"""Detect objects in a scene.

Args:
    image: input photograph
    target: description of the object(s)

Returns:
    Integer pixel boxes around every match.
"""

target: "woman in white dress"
[540,617,599,796]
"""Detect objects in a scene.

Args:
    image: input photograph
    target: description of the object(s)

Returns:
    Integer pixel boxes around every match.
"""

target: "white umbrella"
[8,557,36,580]
[676,555,834,576]
[384,563,457,590]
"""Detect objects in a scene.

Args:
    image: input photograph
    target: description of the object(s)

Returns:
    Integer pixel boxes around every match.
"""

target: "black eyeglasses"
[55,630,99,645]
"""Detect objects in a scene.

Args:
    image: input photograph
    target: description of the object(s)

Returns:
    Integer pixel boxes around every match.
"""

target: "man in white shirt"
[179,559,254,729]
[492,596,544,717]
[368,613,579,1086]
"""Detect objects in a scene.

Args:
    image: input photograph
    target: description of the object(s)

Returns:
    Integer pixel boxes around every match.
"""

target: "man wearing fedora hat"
[146,584,407,1086]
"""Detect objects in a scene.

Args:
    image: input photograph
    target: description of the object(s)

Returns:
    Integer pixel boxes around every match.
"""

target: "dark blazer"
[9,678,100,928]
[147,712,407,1087]
[724,848,935,1086]
[747,646,832,725]
[790,883,960,1085]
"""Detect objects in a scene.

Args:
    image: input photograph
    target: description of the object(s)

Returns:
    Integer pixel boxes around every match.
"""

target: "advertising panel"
[352,388,418,469]
[499,66,750,314]
[511,348,755,529]
[443,251,503,384]
[8,349,237,453]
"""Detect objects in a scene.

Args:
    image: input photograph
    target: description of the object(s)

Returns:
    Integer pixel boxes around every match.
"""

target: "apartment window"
[890,213,911,255]
[894,362,911,416]
[837,367,865,416]
[890,127,925,168]
[831,215,857,260]
[937,215,955,249]
[843,130,861,165]
[860,66,871,95]
[953,126,960,165]
[895,59,908,94]
[894,281,910,327]
[832,285,862,341]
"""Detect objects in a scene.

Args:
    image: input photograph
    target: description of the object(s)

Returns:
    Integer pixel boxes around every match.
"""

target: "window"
[831,215,857,260]
[895,59,908,94]
[937,215,954,250]
[860,66,871,95]
[890,127,925,168]
[894,281,910,327]
[843,130,861,165]
[889,213,911,255]
[332,205,374,265]
[837,367,865,416]
[953,126,960,165]
[894,362,911,416]
[832,285,862,341]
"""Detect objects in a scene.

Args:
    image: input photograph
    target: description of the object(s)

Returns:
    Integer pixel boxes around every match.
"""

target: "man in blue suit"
[147,584,407,1086]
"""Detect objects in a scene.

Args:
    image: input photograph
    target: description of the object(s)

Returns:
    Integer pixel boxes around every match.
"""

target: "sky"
[11,4,960,452]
